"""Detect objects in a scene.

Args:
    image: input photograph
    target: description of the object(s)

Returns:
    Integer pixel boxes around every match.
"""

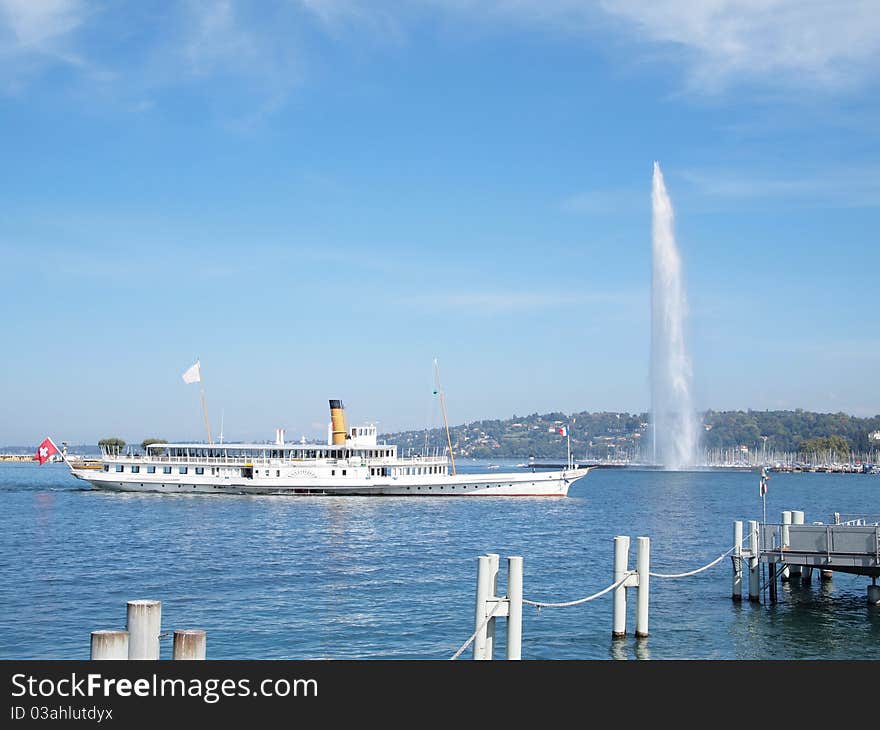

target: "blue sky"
[2,1,879,445]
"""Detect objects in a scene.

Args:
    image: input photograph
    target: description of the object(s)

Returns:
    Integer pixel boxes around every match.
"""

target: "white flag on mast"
[182,360,201,384]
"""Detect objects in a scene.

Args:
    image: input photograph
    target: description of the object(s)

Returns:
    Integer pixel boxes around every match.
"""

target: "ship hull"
[72,467,592,497]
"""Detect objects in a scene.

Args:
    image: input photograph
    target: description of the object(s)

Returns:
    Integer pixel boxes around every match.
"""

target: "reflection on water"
[1,463,879,659]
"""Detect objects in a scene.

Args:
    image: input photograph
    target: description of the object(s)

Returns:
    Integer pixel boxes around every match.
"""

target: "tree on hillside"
[141,438,168,455]
[98,438,125,455]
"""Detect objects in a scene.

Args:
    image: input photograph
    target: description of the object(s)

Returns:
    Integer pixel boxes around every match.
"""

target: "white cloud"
[0,0,87,87]
[680,166,880,207]
[561,188,647,215]
[598,0,880,91]
[2,1,878,106]
[0,0,84,50]
[402,290,630,314]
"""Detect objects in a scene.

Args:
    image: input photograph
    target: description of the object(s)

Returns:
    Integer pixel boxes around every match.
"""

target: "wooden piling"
[127,600,161,660]
[748,520,760,602]
[612,536,630,637]
[172,630,206,660]
[485,554,500,659]
[790,511,804,578]
[90,630,129,660]
[473,555,491,660]
[732,520,743,601]
[781,511,792,582]
[635,537,650,638]
[506,557,523,660]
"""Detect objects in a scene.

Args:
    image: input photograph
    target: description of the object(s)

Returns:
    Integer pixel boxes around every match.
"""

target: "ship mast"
[434,359,456,476]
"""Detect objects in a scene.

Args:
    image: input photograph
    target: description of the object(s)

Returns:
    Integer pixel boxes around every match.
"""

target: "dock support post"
[473,555,491,660]
[635,537,650,638]
[790,511,804,578]
[820,569,833,582]
[90,630,129,660]
[612,536,630,638]
[732,520,743,601]
[172,630,206,660]
[485,553,499,659]
[802,566,813,585]
[127,600,161,660]
[781,511,792,582]
[506,557,523,660]
[768,562,778,603]
[748,520,760,603]
[868,579,880,606]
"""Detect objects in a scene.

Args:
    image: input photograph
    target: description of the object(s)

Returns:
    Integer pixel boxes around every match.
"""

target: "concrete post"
[485,554,499,660]
[820,569,833,582]
[90,630,129,660]
[732,520,743,601]
[868,580,880,606]
[473,555,491,660]
[127,600,161,660]
[612,536,630,638]
[802,566,813,585]
[790,511,804,578]
[172,630,207,660]
[506,556,523,660]
[781,511,792,582]
[635,537,650,638]
[748,520,760,602]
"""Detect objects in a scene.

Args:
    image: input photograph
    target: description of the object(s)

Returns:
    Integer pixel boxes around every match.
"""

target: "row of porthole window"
[108,465,205,475]
[402,484,515,490]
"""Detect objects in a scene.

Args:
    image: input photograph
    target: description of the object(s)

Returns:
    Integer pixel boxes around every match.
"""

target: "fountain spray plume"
[651,161,699,469]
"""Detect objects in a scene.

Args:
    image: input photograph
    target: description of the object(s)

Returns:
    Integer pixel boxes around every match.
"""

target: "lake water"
[1,462,878,660]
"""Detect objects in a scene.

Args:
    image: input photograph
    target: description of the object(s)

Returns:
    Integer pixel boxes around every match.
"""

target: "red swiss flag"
[35,437,59,465]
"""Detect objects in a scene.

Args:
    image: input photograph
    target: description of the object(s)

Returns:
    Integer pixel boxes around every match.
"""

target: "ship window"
[163,466,172,474]
[180,467,188,474]
[265,470,269,476]
[147,466,156,474]
[115,465,123,472]
[103,465,109,472]
[342,469,347,476]
[276,470,280,477]
[196,467,204,475]
[331,470,335,476]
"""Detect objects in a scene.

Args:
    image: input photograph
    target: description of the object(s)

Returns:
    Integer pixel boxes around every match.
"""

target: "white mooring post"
[506,557,523,660]
[473,555,492,660]
[127,600,161,660]
[173,630,207,660]
[90,630,129,660]
[635,537,650,638]
[748,520,760,602]
[485,553,500,659]
[790,510,804,578]
[781,511,792,582]
[612,535,630,638]
[732,520,743,601]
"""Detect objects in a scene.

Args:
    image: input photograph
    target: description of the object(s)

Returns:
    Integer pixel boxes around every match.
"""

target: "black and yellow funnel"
[329,399,347,445]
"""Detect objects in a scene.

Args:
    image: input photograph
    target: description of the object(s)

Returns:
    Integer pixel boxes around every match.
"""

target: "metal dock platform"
[733,512,880,604]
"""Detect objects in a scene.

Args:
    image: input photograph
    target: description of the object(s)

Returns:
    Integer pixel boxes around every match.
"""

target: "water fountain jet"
[651,162,699,469]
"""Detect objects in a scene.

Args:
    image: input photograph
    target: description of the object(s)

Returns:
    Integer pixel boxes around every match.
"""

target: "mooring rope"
[449,599,507,660]
[520,572,633,609]
[649,543,740,579]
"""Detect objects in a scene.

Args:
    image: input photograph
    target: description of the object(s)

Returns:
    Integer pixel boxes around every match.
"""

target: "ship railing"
[98,452,449,468]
